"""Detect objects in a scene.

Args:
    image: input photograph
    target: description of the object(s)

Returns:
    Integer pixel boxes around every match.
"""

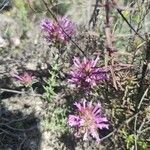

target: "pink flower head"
[41,16,75,43]
[68,100,109,142]
[11,72,34,86]
[68,57,108,88]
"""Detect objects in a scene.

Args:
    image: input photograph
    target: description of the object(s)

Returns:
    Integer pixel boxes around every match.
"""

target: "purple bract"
[11,72,34,86]
[68,57,108,88]
[68,100,109,142]
[41,16,75,43]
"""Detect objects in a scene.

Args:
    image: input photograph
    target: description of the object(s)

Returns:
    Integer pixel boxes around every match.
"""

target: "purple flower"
[68,100,109,142]
[68,57,108,88]
[41,16,75,43]
[11,71,34,86]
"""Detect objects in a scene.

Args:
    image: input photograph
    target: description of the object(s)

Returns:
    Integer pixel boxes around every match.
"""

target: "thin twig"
[138,126,150,134]
[18,137,27,150]
[104,0,115,55]
[1,116,29,125]
[89,0,99,28]
[134,115,138,150]
[0,0,9,12]
[0,88,42,97]
[139,36,150,91]
[138,86,149,109]
[0,123,37,132]
[111,0,145,41]
[133,86,149,150]
[100,107,147,142]
[0,127,23,140]
[137,118,146,133]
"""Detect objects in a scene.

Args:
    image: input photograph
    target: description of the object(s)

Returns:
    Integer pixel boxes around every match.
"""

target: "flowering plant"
[68,100,109,142]
[41,16,75,44]
[68,57,108,88]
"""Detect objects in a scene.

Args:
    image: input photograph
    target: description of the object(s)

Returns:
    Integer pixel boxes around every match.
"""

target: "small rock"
[26,62,37,70]
[10,37,20,47]
[0,36,8,48]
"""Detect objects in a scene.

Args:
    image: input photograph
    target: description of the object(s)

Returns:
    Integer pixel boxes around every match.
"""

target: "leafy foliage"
[42,107,68,133]
[43,55,59,102]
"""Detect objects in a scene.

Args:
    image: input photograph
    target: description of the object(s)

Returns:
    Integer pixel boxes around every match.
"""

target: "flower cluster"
[68,100,109,142]
[41,16,75,43]
[68,57,108,88]
[40,15,109,142]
